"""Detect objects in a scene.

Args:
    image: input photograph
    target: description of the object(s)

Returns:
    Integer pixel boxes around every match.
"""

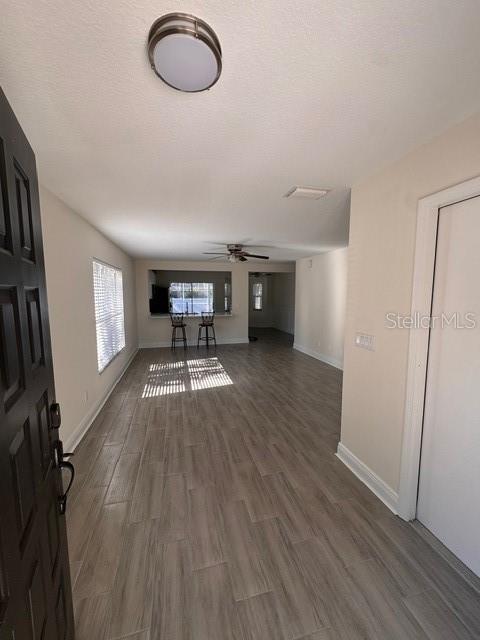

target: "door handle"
[53,440,75,515]
[58,460,75,515]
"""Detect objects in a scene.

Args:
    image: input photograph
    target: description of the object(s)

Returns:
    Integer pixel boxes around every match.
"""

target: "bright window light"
[224,281,231,313]
[253,282,263,310]
[142,357,233,397]
[93,260,125,372]
[169,282,214,314]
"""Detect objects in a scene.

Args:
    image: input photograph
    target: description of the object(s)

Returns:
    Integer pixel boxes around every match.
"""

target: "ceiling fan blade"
[238,255,248,262]
[243,253,270,260]
[206,255,226,261]
[204,239,251,247]
[203,252,230,255]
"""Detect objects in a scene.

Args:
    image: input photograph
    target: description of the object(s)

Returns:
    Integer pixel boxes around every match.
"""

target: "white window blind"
[93,260,125,372]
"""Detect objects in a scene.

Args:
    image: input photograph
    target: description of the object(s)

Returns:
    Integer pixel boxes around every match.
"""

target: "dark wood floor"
[68,329,480,639]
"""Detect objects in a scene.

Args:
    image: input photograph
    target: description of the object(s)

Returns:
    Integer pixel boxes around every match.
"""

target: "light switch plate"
[355,332,375,351]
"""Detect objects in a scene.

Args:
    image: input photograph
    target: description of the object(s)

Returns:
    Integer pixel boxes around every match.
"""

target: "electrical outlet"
[355,332,375,351]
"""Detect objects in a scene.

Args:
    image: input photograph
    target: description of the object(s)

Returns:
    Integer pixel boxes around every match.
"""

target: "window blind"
[93,260,125,372]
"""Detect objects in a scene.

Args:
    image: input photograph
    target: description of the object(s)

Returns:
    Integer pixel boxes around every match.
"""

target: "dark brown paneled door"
[0,89,74,639]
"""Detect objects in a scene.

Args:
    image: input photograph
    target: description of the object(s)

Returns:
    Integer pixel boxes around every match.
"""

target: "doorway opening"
[248,271,295,343]
[399,176,480,578]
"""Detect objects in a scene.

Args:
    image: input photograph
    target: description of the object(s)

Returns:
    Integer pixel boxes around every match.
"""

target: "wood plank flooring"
[68,329,480,639]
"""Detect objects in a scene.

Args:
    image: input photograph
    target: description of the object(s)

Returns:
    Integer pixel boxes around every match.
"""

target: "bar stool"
[197,312,217,348]
[170,313,187,349]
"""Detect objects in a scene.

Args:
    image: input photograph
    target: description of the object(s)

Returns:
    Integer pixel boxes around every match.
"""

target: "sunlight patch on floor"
[142,357,233,397]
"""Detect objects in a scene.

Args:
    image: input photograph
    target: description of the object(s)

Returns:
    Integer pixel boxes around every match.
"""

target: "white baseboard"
[63,348,139,453]
[293,342,343,370]
[336,442,399,514]
[139,337,249,348]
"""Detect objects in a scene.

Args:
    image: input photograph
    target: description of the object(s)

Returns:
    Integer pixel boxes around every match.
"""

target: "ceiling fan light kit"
[148,13,222,92]
[203,243,270,262]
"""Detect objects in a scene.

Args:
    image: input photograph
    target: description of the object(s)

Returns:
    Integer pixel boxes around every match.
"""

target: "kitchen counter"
[150,313,233,319]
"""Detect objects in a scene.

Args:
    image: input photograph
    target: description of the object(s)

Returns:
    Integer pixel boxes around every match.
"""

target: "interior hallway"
[68,331,480,639]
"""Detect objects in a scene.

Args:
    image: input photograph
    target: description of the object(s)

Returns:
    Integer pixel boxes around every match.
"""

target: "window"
[149,270,231,316]
[169,282,214,314]
[253,282,263,310]
[224,281,231,312]
[93,260,125,372]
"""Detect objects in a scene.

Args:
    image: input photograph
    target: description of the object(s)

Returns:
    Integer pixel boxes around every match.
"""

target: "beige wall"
[341,110,480,494]
[135,259,295,347]
[294,249,348,369]
[40,187,137,450]
[271,273,296,334]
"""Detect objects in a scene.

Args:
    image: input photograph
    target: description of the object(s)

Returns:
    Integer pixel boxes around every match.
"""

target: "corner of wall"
[293,342,343,370]
[336,442,399,514]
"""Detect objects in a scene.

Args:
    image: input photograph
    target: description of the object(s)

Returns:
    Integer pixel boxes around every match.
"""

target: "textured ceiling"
[2,1,480,260]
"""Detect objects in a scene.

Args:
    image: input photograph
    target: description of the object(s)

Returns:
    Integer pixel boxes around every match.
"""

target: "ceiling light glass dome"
[148,13,222,92]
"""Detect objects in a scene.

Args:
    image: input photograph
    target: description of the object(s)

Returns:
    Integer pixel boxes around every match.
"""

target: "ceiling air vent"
[283,186,330,200]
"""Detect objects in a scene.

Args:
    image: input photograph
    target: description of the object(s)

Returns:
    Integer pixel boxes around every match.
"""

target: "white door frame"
[398,174,480,520]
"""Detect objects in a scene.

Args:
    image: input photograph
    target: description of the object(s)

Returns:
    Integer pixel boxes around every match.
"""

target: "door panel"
[46,497,61,576]
[9,420,36,549]
[417,195,480,577]
[0,88,75,638]
[0,286,25,410]
[36,392,53,478]
[14,161,35,262]
[27,554,47,640]
[0,139,12,253]
[0,540,8,618]
[26,288,45,371]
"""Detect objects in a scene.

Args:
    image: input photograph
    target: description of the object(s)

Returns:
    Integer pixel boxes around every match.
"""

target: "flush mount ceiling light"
[283,186,330,200]
[148,13,222,92]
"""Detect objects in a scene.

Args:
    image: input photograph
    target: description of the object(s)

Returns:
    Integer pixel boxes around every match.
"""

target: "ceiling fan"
[203,243,270,263]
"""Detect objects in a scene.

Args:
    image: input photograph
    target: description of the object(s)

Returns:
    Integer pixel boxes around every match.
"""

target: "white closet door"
[417,196,480,576]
